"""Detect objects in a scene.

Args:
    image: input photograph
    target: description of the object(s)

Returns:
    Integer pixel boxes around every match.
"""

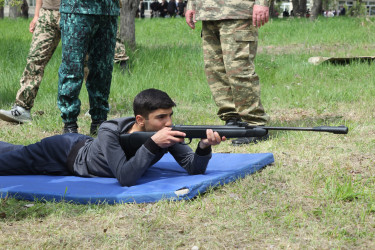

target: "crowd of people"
[323,7,346,17]
[282,6,346,18]
[138,0,187,18]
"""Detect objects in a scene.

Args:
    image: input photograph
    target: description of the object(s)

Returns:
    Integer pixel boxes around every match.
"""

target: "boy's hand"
[199,129,226,149]
[151,127,186,148]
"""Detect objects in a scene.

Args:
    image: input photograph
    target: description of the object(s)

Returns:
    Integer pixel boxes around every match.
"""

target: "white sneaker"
[0,105,32,123]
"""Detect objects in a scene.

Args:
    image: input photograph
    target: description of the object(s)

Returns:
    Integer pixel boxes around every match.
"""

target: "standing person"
[0,0,59,123]
[150,0,160,18]
[177,0,186,17]
[167,0,177,17]
[159,0,168,18]
[185,0,271,145]
[137,0,145,19]
[0,0,129,125]
[0,89,224,187]
[58,0,120,135]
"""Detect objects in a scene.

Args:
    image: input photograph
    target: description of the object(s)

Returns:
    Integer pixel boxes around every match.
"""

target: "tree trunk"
[292,0,307,17]
[310,0,322,20]
[9,0,23,18]
[0,7,4,19]
[269,0,276,18]
[21,0,29,19]
[120,0,140,50]
[299,0,307,17]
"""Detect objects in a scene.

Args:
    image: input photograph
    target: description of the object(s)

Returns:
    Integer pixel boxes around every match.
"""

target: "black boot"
[63,122,78,134]
[90,120,105,135]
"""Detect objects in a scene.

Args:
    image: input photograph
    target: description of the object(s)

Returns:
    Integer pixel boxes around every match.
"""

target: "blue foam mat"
[0,153,274,204]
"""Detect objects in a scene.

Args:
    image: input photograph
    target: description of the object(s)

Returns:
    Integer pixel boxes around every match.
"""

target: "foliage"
[348,0,367,16]
[7,0,22,7]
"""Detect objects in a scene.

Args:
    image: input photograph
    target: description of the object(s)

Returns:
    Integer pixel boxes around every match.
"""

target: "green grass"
[1,16,375,248]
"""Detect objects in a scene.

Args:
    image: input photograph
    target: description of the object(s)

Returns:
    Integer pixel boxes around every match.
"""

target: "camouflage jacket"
[187,0,269,20]
[60,0,120,16]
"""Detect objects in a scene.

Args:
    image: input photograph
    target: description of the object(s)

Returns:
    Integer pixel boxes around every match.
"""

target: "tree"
[310,0,323,20]
[21,0,29,19]
[8,0,27,18]
[292,0,307,17]
[0,0,4,19]
[120,0,141,50]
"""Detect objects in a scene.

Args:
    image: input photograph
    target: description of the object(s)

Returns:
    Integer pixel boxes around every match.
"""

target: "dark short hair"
[133,88,176,118]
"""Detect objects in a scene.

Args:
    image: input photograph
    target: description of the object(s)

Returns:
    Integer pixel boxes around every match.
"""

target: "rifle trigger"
[186,138,192,144]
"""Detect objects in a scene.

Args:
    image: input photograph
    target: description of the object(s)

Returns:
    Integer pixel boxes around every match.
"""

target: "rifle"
[120,123,348,159]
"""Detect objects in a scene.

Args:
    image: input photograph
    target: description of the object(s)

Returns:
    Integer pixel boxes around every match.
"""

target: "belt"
[66,139,87,174]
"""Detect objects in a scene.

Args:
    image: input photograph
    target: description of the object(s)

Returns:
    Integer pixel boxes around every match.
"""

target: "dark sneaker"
[0,105,32,123]
[63,122,78,134]
[90,120,105,135]
[232,134,270,146]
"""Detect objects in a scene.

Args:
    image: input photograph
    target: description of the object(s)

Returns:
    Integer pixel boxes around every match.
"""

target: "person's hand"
[151,127,186,148]
[199,129,226,149]
[185,9,196,29]
[29,16,38,33]
[253,5,269,28]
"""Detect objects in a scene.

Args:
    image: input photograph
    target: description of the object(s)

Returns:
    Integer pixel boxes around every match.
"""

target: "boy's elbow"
[188,168,206,175]
[118,177,137,187]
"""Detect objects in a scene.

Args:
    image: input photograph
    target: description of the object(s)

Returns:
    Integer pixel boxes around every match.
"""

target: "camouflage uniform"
[14,2,128,112]
[58,0,120,124]
[114,29,129,64]
[15,7,61,110]
[187,0,270,125]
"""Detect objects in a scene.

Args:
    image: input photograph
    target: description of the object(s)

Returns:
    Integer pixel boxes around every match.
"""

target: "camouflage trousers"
[58,13,118,123]
[15,9,128,111]
[202,19,269,125]
[114,29,129,63]
[15,8,61,110]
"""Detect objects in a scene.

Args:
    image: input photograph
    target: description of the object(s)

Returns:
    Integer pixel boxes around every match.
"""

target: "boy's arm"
[168,142,212,175]
[98,129,161,187]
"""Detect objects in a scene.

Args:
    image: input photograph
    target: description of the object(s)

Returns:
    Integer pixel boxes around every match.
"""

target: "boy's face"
[143,108,173,132]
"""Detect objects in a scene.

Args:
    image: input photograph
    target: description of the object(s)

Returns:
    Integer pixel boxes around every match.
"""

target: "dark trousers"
[58,13,118,123]
[0,134,90,176]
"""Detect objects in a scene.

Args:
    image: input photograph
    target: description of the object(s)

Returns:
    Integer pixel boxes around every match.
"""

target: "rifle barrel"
[261,126,348,134]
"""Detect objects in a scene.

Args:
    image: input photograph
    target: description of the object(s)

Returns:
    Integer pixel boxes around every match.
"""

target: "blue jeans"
[0,133,90,175]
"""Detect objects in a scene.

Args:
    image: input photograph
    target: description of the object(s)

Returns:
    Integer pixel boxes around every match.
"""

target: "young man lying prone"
[0,89,225,186]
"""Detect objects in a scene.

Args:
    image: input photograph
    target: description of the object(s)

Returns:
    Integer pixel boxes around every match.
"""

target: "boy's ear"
[135,114,146,127]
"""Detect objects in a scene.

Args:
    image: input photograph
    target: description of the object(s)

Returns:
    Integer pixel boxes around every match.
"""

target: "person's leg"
[58,13,92,129]
[16,9,61,110]
[0,134,90,175]
[220,19,269,126]
[0,142,23,154]
[86,15,117,135]
[0,9,61,123]
[113,29,130,74]
[202,20,239,122]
